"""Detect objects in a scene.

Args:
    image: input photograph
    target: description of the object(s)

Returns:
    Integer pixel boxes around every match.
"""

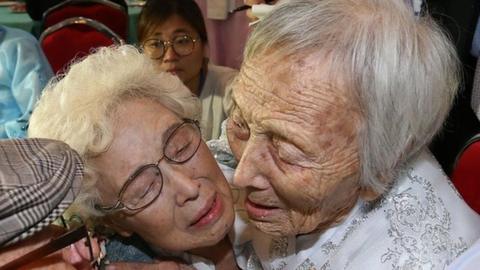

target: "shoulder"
[206,64,238,87]
[208,63,237,75]
[1,26,37,44]
[0,26,39,57]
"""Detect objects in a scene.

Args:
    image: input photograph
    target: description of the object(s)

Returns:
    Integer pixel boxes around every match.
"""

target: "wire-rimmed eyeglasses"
[142,35,198,60]
[95,119,202,213]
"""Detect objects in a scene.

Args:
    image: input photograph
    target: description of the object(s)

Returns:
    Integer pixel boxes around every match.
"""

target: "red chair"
[40,16,123,74]
[42,0,128,41]
[451,133,480,214]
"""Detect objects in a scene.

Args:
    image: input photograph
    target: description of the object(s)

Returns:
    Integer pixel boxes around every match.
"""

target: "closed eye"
[230,109,250,140]
[272,137,306,165]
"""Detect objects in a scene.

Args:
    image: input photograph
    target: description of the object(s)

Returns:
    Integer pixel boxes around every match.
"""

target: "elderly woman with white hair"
[226,0,480,269]
[28,45,239,269]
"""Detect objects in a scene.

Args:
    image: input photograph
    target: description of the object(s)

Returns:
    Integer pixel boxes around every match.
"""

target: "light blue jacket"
[0,25,53,138]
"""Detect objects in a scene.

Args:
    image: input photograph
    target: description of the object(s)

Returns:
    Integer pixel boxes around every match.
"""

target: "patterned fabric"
[235,150,480,270]
[447,238,480,270]
[0,138,84,247]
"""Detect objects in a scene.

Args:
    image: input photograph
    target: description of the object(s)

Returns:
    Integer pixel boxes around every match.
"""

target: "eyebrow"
[151,29,192,38]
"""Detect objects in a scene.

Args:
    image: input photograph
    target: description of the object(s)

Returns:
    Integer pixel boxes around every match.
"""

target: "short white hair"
[246,0,460,193]
[28,45,200,217]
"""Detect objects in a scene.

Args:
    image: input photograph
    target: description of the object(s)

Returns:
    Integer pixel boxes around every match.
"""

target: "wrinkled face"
[227,53,361,236]
[142,14,205,94]
[94,98,234,251]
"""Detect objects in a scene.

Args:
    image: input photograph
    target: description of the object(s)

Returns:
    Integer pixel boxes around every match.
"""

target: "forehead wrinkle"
[233,63,275,124]
[234,60,349,136]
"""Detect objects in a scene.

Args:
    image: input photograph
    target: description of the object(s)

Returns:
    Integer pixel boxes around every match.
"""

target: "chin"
[207,207,235,245]
[196,219,233,249]
[252,219,299,237]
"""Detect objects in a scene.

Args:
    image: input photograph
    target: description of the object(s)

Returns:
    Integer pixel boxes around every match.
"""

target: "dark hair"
[137,0,208,44]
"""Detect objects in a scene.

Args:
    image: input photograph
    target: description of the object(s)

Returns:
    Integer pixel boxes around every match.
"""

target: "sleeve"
[3,31,53,138]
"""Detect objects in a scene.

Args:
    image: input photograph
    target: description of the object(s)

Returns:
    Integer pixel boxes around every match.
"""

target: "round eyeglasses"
[95,119,202,213]
[142,35,198,60]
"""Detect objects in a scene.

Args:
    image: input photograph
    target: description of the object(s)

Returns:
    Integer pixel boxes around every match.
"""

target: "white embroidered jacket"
[235,150,480,270]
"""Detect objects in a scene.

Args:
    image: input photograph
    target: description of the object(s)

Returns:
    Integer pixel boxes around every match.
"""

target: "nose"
[162,44,178,62]
[165,166,200,206]
[233,138,270,190]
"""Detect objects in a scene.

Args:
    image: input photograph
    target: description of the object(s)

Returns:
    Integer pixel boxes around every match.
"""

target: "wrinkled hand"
[105,261,195,270]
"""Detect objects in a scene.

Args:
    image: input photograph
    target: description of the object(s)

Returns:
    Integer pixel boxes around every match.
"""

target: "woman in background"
[138,0,237,140]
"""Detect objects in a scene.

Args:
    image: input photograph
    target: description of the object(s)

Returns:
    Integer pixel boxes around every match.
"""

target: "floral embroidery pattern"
[245,154,477,270]
[297,258,319,270]
[380,169,468,269]
[268,237,289,270]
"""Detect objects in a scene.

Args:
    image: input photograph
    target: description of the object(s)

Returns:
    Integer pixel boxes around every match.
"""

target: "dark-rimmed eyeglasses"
[0,217,100,270]
[95,119,202,213]
[142,35,198,60]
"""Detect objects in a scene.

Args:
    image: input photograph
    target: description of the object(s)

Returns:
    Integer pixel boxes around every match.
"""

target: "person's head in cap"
[0,138,99,269]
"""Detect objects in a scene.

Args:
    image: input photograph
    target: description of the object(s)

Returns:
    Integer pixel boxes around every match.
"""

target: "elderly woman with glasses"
[138,0,238,141]
[28,45,238,269]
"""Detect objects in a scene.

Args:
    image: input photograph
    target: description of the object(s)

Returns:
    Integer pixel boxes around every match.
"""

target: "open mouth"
[244,198,280,219]
[190,193,223,228]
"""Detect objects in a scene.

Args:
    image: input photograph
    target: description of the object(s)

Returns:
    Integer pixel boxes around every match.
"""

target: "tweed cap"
[0,138,84,247]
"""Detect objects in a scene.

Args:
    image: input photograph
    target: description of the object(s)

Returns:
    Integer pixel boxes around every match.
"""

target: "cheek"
[124,193,176,233]
[154,60,167,71]
[125,209,184,251]
[272,167,323,210]
[183,50,203,72]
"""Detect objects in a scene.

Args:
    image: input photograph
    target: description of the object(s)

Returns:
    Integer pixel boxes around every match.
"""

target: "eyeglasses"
[95,119,202,213]
[142,35,198,60]
[0,217,101,270]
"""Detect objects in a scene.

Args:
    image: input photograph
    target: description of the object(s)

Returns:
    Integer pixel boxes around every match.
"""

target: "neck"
[186,59,208,96]
[186,74,201,96]
[190,237,238,270]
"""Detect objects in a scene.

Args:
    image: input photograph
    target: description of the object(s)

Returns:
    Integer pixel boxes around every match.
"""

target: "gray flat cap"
[0,138,84,247]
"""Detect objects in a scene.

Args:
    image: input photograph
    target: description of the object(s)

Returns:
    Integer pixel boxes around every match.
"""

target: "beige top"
[199,63,237,140]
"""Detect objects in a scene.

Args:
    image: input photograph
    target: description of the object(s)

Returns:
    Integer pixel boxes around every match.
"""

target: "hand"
[61,235,102,270]
[105,261,195,270]
[0,225,96,270]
